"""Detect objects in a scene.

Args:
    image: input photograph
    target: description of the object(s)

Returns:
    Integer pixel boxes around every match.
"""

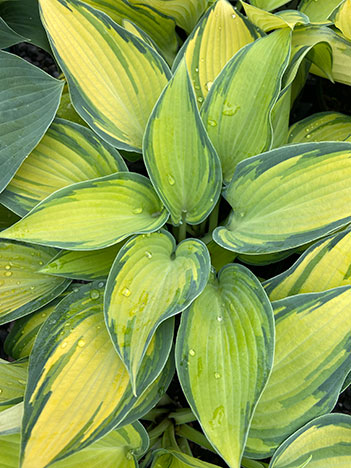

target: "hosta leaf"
[82,0,178,65]
[200,28,291,183]
[1,173,168,250]
[249,0,291,12]
[269,414,351,468]
[39,0,171,151]
[105,231,210,391]
[176,264,274,468]
[0,241,70,325]
[0,119,127,216]
[214,142,351,255]
[289,111,351,143]
[331,0,351,40]
[271,89,291,148]
[0,17,26,48]
[293,25,351,86]
[0,205,20,231]
[122,19,158,51]
[173,0,258,105]
[21,281,173,468]
[0,51,63,193]
[0,0,51,52]
[242,2,309,32]
[131,0,208,33]
[1,422,149,468]
[245,287,351,458]
[0,402,23,435]
[56,82,87,126]
[298,0,342,23]
[41,244,124,281]
[0,360,27,411]
[4,291,73,360]
[206,240,236,272]
[152,449,222,468]
[342,371,351,392]
[143,60,221,226]
[264,227,351,301]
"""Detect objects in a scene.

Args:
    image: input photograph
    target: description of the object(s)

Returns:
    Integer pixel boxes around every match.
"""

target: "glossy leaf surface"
[289,112,351,143]
[176,265,274,468]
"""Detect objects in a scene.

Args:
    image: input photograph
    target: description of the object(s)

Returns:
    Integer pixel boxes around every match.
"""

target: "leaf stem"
[209,199,220,233]
[175,424,216,453]
[169,408,197,425]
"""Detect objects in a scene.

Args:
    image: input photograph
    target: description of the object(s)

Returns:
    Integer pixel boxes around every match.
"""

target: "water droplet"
[132,207,143,214]
[189,349,196,356]
[305,127,310,132]
[5,264,11,270]
[200,57,205,63]
[209,405,225,429]
[30,286,35,290]
[197,96,204,103]
[306,134,311,139]
[4,271,12,277]
[239,211,245,217]
[90,289,100,300]
[217,316,223,322]
[208,119,217,127]
[218,25,222,30]
[78,339,85,348]
[0,389,2,394]
[41,313,47,318]
[210,197,214,203]
[232,14,236,19]
[205,81,213,91]
[16,281,20,285]
[122,287,131,297]
[61,342,68,349]
[167,174,175,186]
[194,84,200,90]
[223,104,240,116]
[195,67,199,72]
[18,379,26,385]
[145,251,152,259]
[98,281,104,288]
[39,261,44,266]
[214,372,221,379]
[73,287,79,293]
[126,451,133,460]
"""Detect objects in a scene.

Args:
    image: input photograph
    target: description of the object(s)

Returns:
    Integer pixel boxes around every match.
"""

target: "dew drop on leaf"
[132,207,143,214]
[208,119,217,127]
[122,287,131,297]
[145,251,152,259]
[90,289,100,300]
[97,281,105,288]
[214,372,221,379]
[197,96,204,103]
[77,339,85,348]
[217,316,223,322]
[167,174,175,186]
[5,264,11,270]
[209,405,225,429]
[4,271,12,277]
[61,342,68,349]
[189,349,196,356]
[205,81,213,91]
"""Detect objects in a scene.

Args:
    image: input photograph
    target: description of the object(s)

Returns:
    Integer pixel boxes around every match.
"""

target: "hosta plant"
[0,0,351,467]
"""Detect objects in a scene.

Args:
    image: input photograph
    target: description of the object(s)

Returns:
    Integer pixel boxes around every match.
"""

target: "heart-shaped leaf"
[269,414,351,468]
[0,51,63,193]
[264,227,351,301]
[0,118,127,216]
[105,230,210,391]
[245,287,351,458]
[0,241,70,325]
[200,28,291,182]
[214,142,351,255]
[1,173,168,250]
[176,264,274,468]
[143,59,222,226]
[39,0,171,151]
[173,0,258,105]
[21,281,173,468]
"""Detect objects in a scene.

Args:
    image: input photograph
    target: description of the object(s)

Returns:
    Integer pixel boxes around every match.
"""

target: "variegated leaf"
[298,0,342,23]
[214,142,351,255]
[331,0,351,40]
[40,244,124,281]
[176,265,274,468]
[0,118,127,216]
[264,227,351,301]
[200,28,291,182]
[152,449,222,468]
[242,2,309,32]
[0,51,63,193]
[0,402,23,436]
[289,111,351,143]
[249,0,291,12]
[269,414,351,468]
[0,17,26,48]
[21,281,173,468]
[173,0,258,105]
[39,0,171,151]
[1,173,168,250]
[105,231,210,391]
[246,287,351,458]
[143,59,221,226]
[0,241,70,325]
[0,360,27,412]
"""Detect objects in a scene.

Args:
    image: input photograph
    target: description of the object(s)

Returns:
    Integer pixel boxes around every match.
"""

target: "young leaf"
[200,28,291,182]
[105,231,210,391]
[289,112,351,143]
[0,51,63,193]
[332,0,351,40]
[264,227,351,301]
[245,287,351,458]
[176,264,274,468]
[0,241,70,325]
[242,2,309,32]
[40,243,125,281]
[173,0,258,104]
[214,142,351,255]
[0,118,127,216]
[20,282,172,468]
[269,414,351,468]
[1,173,168,250]
[143,60,222,226]
[38,0,171,151]
[152,449,222,468]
